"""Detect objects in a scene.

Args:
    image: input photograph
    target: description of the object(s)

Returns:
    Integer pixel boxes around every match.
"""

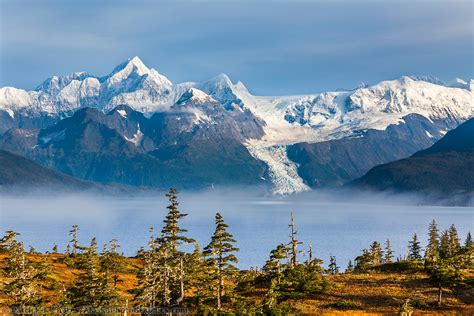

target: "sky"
[0,0,473,95]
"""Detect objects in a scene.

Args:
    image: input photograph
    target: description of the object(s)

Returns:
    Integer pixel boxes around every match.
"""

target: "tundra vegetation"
[0,189,473,314]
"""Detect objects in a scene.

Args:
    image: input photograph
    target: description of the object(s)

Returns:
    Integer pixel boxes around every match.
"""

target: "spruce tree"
[2,231,43,312]
[370,241,383,265]
[262,279,279,312]
[328,255,339,274]
[0,230,20,252]
[440,226,461,259]
[203,212,239,310]
[448,224,461,255]
[408,233,422,261]
[28,246,36,254]
[155,188,195,306]
[263,243,289,284]
[465,232,473,248]
[68,224,80,256]
[52,244,59,254]
[185,243,209,306]
[425,220,440,263]
[345,260,354,273]
[100,239,122,287]
[384,239,394,263]
[158,188,194,253]
[65,244,71,255]
[136,227,162,308]
[308,242,313,264]
[65,238,118,310]
[306,242,324,271]
[354,249,372,271]
[439,230,450,259]
[427,260,463,306]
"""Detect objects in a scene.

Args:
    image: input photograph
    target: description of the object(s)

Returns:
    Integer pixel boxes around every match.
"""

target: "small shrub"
[410,298,429,308]
[263,301,296,315]
[377,260,424,273]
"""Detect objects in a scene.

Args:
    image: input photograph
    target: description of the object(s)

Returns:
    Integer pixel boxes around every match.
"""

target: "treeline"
[351,219,473,307]
[1,189,473,314]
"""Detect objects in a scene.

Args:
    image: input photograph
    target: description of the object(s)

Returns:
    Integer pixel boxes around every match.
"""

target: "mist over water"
[1,189,472,269]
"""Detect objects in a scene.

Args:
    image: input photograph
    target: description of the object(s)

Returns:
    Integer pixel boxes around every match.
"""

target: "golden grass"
[0,253,472,314]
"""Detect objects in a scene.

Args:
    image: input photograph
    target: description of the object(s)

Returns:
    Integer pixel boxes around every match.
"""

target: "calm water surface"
[1,190,472,269]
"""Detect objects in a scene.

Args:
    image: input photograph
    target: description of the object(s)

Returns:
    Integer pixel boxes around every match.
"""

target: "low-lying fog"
[1,189,472,269]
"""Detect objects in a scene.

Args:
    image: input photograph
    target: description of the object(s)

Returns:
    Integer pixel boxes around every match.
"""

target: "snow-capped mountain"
[242,76,473,145]
[1,56,472,194]
[0,56,175,117]
[1,56,471,139]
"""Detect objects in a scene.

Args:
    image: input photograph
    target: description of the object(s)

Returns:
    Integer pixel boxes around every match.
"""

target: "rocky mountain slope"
[351,118,474,202]
[0,149,96,191]
[1,57,472,193]
[286,114,455,187]
[0,102,267,189]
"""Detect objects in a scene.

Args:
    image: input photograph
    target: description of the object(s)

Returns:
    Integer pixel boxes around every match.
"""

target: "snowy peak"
[0,56,177,116]
[35,71,92,95]
[347,76,472,118]
[104,56,172,87]
[107,56,151,83]
[110,56,150,76]
[97,56,174,113]
[197,73,245,110]
[208,73,233,87]
[235,80,249,93]
[176,88,216,105]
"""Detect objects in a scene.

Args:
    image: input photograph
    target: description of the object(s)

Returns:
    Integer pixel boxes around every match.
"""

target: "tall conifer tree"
[425,220,440,263]
[369,241,383,265]
[408,233,422,261]
[263,243,289,284]
[203,213,239,310]
[439,230,450,259]
[156,188,195,306]
[2,231,43,312]
[68,225,80,256]
[448,224,461,255]
[384,239,394,263]
[65,238,119,310]
[328,256,339,274]
[465,232,473,248]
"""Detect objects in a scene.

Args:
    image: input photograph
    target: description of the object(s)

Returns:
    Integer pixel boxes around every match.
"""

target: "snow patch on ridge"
[124,124,144,146]
[40,129,66,144]
[117,109,127,118]
[5,108,14,118]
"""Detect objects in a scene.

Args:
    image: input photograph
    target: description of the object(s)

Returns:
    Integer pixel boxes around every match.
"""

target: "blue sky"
[0,0,472,95]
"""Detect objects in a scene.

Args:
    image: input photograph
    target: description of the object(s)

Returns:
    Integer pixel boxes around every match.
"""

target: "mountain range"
[1,57,472,194]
